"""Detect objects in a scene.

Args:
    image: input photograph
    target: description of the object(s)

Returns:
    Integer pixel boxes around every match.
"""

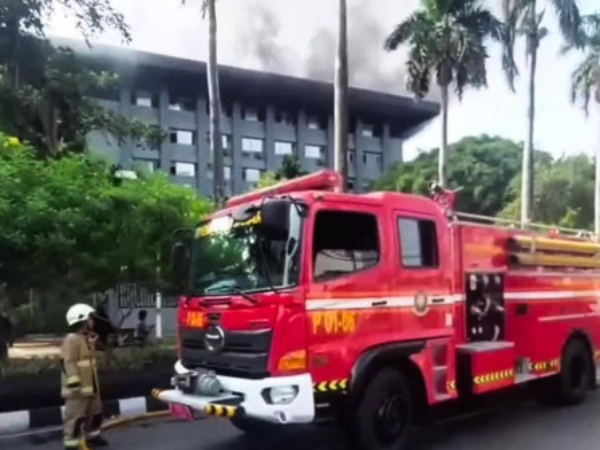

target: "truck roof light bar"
[225,170,343,208]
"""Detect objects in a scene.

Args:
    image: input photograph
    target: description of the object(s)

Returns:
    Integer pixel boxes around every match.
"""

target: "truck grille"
[180,328,272,379]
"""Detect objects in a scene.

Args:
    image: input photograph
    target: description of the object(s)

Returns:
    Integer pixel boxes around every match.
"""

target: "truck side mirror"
[172,229,193,291]
[260,200,290,240]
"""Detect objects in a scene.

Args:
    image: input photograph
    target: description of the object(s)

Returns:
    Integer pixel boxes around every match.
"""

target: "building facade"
[71,41,439,198]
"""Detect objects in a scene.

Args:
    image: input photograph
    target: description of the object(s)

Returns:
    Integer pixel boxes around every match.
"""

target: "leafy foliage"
[0,134,212,307]
[258,155,307,188]
[568,13,600,114]
[0,0,163,156]
[385,0,507,99]
[372,135,595,230]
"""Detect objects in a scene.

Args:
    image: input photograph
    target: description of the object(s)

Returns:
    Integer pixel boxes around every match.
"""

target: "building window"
[275,141,294,156]
[362,124,374,137]
[170,162,196,177]
[312,211,380,282]
[170,129,195,145]
[243,107,259,121]
[134,159,158,173]
[363,152,382,169]
[224,166,232,181]
[222,134,230,149]
[275,109,295,125]
[243,168,261,182]
[307,116,323,130]
[169,96,195,112]
[398,218,438,268]
[348,151,356,165]
[242,137,264,153]
[305,145,323,159]
[132,91,157,108]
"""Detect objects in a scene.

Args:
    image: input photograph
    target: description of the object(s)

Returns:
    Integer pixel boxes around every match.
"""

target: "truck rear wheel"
[345,368,413,450]
[555,339,592,405]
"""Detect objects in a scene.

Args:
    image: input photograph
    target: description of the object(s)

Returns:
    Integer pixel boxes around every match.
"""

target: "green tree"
[502,0,582,225]
[0,0,162,156]
[0,134,211,307]
[567,13,600,234]
[385,0,507,187]
[373,135,531,216]
[501,154,594,230]
[258,155,307,189]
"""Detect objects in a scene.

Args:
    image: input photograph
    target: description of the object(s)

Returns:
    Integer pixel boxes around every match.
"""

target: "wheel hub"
[374,394,407,443]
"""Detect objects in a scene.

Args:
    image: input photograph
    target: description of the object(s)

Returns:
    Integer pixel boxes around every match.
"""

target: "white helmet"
[66,304,96,327]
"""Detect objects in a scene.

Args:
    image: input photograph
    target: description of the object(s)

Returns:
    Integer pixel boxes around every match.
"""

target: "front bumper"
[153,360,315,425]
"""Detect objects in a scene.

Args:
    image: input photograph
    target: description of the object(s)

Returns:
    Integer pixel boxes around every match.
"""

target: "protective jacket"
[60,333,98,398]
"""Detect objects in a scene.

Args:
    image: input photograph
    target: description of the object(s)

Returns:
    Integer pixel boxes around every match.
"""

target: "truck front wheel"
[555,339,592,405]
[345,368,414,450]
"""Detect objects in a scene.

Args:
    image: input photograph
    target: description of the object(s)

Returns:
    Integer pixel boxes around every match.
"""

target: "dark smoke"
[234,1,291,73]
[303,0,409,95]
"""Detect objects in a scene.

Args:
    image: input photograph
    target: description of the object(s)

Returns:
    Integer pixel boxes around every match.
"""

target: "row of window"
[131,92,386,138]
[136,160,263,183]
[166,131,381,167]
[313,212,437,282]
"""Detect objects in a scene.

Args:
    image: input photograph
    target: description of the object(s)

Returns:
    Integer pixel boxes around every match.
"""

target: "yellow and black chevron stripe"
[528,358,560,373]
[204,404,238,418]
[473,369,514,386]
[313,379,348,394]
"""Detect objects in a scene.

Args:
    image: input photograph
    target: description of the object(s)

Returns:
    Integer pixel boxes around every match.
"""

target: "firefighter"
[61,304,108,449]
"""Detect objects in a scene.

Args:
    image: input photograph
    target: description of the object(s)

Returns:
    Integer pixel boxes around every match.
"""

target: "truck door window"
[398,218,438,268]
[313,211,379,282]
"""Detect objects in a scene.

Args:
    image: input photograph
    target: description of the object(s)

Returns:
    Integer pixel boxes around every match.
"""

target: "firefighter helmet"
[66,304,96,326]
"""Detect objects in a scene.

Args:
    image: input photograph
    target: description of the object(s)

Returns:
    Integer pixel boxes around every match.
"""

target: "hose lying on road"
[79,410,170,450]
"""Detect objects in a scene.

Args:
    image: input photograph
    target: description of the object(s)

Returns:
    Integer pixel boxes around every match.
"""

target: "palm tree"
[334,0,349,192]
[569,13,600,235]
[385,0,506,188]
[502,0,582,226]
[184,0,224,207]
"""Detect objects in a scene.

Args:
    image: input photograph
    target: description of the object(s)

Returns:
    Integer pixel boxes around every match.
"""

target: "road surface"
[5,392,600,450]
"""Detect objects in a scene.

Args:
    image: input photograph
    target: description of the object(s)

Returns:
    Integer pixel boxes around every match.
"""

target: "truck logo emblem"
[414,291,428,316]
[204,325,226,352]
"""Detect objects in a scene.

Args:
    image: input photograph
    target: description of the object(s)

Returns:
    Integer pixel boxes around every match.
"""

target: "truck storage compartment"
[456,341,515,394]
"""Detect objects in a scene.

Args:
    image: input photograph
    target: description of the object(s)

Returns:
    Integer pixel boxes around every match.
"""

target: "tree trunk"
[206,0,224,207]
[439,84,449,188]
[595,103,600,237]
[334,0,349,192]
[521,2,537,227]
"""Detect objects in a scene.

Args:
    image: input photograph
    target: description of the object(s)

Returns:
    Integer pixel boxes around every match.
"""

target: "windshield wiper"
[229,287,259,305]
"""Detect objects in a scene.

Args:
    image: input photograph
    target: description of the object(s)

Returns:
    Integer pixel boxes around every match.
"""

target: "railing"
[452,212,596,240]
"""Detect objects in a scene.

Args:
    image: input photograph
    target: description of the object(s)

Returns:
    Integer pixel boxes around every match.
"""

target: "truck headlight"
[264,386,298,405]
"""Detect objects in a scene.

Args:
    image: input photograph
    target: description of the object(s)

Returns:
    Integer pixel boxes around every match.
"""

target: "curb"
[0,395,168,436]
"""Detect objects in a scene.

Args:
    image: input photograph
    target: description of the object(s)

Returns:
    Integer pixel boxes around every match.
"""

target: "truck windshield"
[189,203,304,296]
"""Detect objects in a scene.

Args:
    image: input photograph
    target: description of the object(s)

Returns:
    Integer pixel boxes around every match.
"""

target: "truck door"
[393,212,453,334]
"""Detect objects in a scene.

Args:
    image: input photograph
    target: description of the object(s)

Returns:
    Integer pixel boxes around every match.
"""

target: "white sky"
[48,0,600,161]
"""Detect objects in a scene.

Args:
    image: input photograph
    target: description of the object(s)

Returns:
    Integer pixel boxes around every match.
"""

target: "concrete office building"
[70,41,439,198]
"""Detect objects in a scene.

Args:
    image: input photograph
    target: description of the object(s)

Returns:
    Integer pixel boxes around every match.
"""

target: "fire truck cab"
[154,170,600,450]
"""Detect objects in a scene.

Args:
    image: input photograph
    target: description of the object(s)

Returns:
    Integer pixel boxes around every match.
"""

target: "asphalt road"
[6,391,600,450]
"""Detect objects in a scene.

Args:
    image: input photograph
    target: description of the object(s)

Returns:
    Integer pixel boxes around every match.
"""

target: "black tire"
[555,339,592,405]
[345,368,414,450]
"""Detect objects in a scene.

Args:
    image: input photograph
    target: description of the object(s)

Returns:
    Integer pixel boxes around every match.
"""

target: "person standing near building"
[0,309,13,362]
[61,304,108,450]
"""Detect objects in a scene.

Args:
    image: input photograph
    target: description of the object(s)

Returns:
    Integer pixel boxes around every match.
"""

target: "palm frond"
[385,11,431,51]
[570,50,600,115]
[550,0,582,47]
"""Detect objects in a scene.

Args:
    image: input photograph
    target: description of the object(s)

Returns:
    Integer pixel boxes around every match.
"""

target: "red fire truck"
[153,170,600,450]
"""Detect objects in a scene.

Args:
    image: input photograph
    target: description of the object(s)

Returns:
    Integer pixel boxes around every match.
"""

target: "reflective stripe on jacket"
[60,333,98,398]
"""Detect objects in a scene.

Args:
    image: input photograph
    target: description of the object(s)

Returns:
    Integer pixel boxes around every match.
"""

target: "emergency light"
[225,170,343,208]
